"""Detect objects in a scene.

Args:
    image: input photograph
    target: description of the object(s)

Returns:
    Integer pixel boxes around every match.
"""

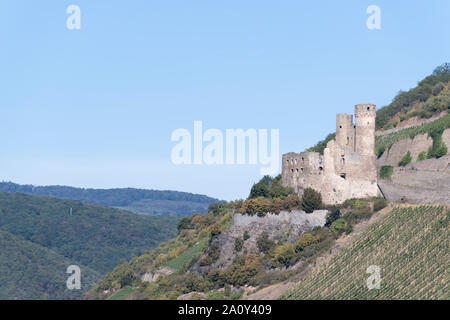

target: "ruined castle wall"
[282,104,379,205]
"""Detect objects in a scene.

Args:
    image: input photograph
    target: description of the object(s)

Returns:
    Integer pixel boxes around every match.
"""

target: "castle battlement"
[281,104,379,205]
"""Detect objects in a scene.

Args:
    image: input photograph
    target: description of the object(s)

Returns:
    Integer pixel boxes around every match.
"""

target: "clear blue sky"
[0,1,449,200]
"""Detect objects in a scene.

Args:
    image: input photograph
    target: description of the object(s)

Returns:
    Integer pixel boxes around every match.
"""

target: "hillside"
[308,63,449,154]
[0,182,219,216]
[0,192,179,274]
[0,230,101,300]
[282,205,449,299]
[83,176,390,300]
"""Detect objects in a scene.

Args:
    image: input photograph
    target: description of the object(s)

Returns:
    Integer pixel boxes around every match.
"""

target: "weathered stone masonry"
[282,104,380,204]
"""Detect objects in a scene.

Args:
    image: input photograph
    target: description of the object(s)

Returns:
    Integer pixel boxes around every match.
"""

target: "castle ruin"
[282,104,380,204]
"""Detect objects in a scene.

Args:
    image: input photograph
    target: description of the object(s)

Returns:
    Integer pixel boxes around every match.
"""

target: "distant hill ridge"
[0,182,220,216]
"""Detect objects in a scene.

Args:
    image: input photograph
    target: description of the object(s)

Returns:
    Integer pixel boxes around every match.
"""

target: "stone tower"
[355,104,376,156]
[336,113,355,152]
[281,103,380,205]
[355,104,377,181]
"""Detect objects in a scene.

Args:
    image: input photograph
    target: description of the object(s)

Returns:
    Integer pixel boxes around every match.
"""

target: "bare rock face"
[199,210,327,272]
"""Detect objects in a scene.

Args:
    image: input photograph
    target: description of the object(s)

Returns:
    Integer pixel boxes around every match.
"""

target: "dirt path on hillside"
[242,204,395,300]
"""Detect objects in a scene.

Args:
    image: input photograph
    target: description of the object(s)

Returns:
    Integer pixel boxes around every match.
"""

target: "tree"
[301,188,322,213]
[177,217,192,233]
[256,232,275,254]
[274,243,295,267]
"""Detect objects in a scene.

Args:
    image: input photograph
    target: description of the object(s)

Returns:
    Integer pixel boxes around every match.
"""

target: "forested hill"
[0,192,179,274]
[0,182,220,216]
[0,192,180,299]
[0,230,101,300]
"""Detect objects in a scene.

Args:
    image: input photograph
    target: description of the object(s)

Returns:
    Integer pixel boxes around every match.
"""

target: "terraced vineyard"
[283,205,449,299]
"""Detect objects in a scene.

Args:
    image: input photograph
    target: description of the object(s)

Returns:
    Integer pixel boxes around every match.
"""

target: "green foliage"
[307,133,336,155]
[0,230,101,300]
[240,194,301,216]
[199,243,221,266]
[243,230,250,241]
[248,175,293,199]
[177,217,192,233]
[375,113,450,157]
[274,243,296,267]
[427,128,448,159]
[166,238,208,272]
[295,233,319,252]
[256,232,276,254]
[376,145,386,158]
[325,207,341,227]
[234,237,244,253]
[376,63,449,130]
[109,286,134,300]
[222,255,262,286]
[301,188,322,213]
[206,291,226,300]
[0,182,219,216]
[379,166,394,180]
[330,218,346,237]
[0,192,178,275]
[417,151,427,161]
[398,152,412,167]
[373,198,388,212]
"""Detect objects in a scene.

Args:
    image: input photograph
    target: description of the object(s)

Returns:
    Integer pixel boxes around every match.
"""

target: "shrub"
[283,194,301,211]
[249,182,269,199]
[230,291,243,300]
[177,217,192,233]
[373,198,388,211]
[427,129,448,159]
[301,188,322,213]
[325,207,341,227]
[206,291,226,300]
[295,233,318,252]
[330,218,346,237]
[210,223,221,237]
[274,243,296,267]
[417,151,427,161]
[398,152,412,167]
[376,145,386,158]
[234,238,243,253]
[256,232,276,254]
[379,166,394,180]
[243,230,250,241]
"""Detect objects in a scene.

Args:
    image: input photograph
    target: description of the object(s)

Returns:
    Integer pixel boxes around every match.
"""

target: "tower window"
[367,106,370,111]
[340,173,346,179]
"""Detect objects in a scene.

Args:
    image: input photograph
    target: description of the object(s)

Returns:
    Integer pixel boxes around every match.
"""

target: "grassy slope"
[0,230,101,300]
[283,205,449,299]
